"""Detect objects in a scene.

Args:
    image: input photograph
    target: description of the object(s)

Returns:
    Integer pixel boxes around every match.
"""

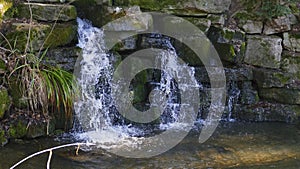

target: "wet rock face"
[245,35,282,69]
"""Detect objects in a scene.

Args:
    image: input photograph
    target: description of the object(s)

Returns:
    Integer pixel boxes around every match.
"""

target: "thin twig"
[10,142,96,169]
[47,150,52,169]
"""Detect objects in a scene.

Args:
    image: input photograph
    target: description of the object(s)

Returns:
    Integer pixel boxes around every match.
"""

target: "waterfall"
[227,81,240,122]
[74,18,201,152]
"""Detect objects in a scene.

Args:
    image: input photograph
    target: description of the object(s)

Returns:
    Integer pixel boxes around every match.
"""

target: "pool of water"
[1,122,300,169]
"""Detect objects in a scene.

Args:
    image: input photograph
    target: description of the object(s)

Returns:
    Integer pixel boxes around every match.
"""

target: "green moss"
[0,0,12,21]
[0,88,10,119]
[0,59,6,70]
[0,129,7,146]
[8,121,27,139]
[274,72,291,84]
[5,23,76,51]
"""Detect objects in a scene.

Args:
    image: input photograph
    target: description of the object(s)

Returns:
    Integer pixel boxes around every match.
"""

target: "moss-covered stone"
[0,87,10,119]
[237,102,300,123]
[245,35,282,68]
[115,0,231,15]
[15,3,77,22]
[283,32,300,52]
[253,67,300,89]
[259,88,300,105]
[5,22,77,51]
[8,121,27,139]
[26,120,55,138]
[207,27,246,64]
[8,79,28,109]
[0,128,8,146]
[281,51,300,74]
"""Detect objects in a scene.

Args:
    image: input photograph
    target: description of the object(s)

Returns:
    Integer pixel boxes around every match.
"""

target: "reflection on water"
[1,122,300,169]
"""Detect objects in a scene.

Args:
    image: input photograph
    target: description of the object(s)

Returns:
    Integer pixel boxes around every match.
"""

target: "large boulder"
[245,35,282,69]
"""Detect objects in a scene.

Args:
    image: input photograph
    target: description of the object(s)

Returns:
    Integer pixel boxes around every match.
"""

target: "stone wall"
[0,0,300,143]
[95,0,300,123]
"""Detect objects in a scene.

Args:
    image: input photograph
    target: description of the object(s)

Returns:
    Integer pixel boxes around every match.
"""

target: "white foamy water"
[74,18,201,152]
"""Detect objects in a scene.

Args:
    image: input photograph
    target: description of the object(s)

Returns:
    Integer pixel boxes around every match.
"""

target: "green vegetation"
[237,0,298,21]
[0,2,78,127]
[8,121,26,138]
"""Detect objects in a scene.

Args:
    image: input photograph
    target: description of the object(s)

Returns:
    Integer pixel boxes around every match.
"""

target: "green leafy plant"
[0,1,78,127]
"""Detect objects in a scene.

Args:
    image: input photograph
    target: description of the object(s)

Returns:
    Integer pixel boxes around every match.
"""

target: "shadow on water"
[1,122,300,169]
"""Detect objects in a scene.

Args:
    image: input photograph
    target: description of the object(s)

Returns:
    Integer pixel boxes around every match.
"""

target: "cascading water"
[74,18,201,152]
[227,81,240,122]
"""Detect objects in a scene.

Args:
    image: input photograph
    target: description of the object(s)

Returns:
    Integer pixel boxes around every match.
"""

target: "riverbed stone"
[253,68,300,89]
[0,87,10,119]
[5,22,77,51]
[245,35,282,69]
[283,32,300,52]
[259,88,300,105]
[15,3,77,22]
[263,15,293,35]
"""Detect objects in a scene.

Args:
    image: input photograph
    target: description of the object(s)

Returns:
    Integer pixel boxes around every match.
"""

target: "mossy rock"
[14,3,77,22]
[0,128,8,146]
[116,0,230,14]
[8,78,28,109]
[5,22,77,51]
[8,121,27,139]
[259,88,300,105]
[0,87,11,119]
